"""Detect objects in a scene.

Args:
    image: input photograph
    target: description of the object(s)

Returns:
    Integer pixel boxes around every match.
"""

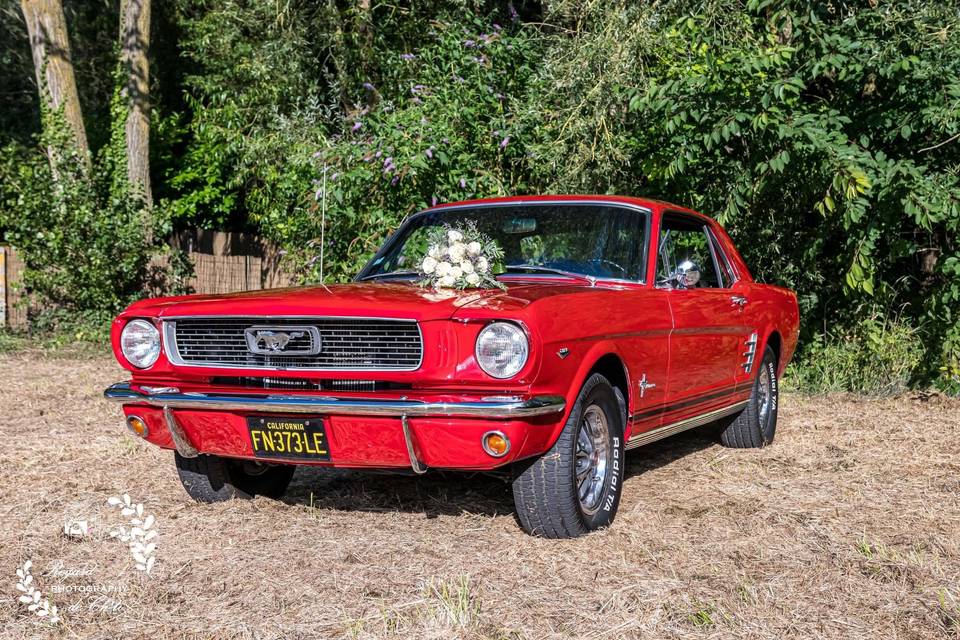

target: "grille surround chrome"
[162,316,424,372]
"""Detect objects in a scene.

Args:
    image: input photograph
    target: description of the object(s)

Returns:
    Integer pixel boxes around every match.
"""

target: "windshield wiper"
[501,264,597,286]
[358,269,419,281]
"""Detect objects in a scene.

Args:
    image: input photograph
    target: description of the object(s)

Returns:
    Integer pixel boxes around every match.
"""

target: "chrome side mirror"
[673,260,701,289]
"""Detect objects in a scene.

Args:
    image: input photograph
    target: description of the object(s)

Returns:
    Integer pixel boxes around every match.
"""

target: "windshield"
[361,203,649,282]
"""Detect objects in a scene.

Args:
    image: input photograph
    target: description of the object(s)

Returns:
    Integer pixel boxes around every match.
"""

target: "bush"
[521,0,960,391]
[784,315,924,396]
[267,17,540,281]
[0,113,157,326]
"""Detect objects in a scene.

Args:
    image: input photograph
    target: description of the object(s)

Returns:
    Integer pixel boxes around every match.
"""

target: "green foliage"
[269,16,538,280]
[1,0,959,392]
[0,107,155,324]
[160,0,330,229]
[524,0,960,388]
[784,314,924,396]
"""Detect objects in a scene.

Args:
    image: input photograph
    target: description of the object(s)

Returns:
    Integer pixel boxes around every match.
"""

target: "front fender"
[537,340,630,451]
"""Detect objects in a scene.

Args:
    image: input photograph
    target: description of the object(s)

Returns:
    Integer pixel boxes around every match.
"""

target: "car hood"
[125,281,599,322]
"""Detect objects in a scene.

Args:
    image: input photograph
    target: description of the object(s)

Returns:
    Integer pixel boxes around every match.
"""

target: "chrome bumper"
[103,382,566,419]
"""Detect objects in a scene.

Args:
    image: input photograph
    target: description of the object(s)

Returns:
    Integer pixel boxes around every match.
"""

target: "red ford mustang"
[105,196,799,538]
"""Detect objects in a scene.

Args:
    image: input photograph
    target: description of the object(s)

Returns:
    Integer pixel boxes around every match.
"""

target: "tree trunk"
[20,0,90,168]
[119,0,152,207]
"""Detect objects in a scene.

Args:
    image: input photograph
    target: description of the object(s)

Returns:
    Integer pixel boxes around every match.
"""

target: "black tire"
[720,344,779,448]
[512,373,626,538]
[174,452,295,502]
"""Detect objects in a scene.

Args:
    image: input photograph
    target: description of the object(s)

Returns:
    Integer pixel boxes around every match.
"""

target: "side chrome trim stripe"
[625,401,749,450]
[629,384,739,422]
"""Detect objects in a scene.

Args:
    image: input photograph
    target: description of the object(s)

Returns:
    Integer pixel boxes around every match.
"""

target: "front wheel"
[174,452,295,502]
[512,373,626,538]
[720,344,779,448]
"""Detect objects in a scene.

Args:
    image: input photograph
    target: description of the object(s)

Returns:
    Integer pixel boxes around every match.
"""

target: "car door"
[657,212,751,421]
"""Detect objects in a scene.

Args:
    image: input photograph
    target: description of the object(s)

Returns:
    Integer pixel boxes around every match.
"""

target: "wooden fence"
[1,231,294,329]
[0,246,26,329]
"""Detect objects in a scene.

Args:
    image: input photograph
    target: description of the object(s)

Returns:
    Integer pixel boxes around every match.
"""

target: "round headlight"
[475,322,529,379]
[120,319,161,369]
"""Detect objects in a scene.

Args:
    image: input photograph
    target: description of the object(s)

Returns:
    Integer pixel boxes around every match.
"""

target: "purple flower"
[362,82,375,91]
[401,53,416,61]
[312,150,323,158]
[425,147,434,159]
[412,97,422,104]
[473,56,486,64]
[493,23,502,31]
[464,39,476,48]
[499,136,511,149]
[391,175,400,185]
[375,150,383,158]
[508,2,519,21]
[314,188,323,200]
[411,84,428,95]
[384,156,394,167]
[352,121,363,132]
[331,173,338,181]
[459,178,467,189]
[431,195,438,206]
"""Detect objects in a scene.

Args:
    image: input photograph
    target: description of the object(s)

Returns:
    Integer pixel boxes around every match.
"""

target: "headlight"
[475,322,529,379]
[120,319,161,368]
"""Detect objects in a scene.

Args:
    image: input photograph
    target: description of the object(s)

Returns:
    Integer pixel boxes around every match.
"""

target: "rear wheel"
[174,452,295,502]
[512,373,626,538]
[720,344,779,448]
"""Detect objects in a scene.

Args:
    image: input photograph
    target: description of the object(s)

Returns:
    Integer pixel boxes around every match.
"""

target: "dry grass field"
[2,349,960,639]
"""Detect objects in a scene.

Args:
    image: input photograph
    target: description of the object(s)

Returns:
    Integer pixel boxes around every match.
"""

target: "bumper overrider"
[104,382,566,473]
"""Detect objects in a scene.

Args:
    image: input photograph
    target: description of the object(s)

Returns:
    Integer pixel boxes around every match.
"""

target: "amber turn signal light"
[481,431,510,457]
[126,415,149,439]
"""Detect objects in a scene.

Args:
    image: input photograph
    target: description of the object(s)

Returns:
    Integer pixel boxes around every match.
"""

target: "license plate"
[247,416,330,460]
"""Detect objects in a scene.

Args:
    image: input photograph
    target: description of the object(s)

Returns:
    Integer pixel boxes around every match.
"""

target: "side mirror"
[673,260,701,289]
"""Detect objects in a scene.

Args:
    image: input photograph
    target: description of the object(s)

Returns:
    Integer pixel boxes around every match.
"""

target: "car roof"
[426,194,709,219]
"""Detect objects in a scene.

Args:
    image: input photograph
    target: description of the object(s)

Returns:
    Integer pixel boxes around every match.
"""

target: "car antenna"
[318,163,332,293]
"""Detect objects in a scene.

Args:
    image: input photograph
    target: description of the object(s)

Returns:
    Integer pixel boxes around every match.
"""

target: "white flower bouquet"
[418,221,505,290]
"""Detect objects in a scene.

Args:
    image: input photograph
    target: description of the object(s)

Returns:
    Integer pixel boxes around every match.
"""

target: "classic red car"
[105,195,799,538]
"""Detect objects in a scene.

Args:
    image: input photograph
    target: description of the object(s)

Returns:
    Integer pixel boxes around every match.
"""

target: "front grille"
[166,318,423,371]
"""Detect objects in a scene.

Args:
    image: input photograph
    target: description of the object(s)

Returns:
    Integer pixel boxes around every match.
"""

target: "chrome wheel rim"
[575,405,610,515]
[758,364,772,426]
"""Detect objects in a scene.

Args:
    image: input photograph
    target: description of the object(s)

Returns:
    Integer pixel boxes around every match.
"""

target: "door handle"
[731,295,748,308]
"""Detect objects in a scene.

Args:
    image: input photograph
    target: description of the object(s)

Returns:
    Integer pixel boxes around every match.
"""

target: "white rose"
[450,266,463,279]
[421,256,437,274]
[436,261,452,276]
[466,272,481,286]
[448,230,463,243]
[467,241,482,257]
[438,275,456,288]
[476,256,489,273]
[449,243,466,262]
[460,260,474,274]
[428,245,442,259]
